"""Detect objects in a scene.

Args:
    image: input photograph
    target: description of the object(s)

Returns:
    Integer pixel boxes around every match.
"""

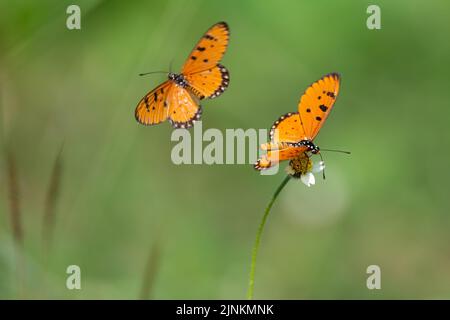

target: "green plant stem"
[247,175,291,300]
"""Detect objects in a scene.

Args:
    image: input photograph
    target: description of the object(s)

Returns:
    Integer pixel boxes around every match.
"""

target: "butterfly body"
[135,22,230,129]
[255,73,340,170]
[294,140,320,154]
[263,140,319,153]
[168,73,189,88]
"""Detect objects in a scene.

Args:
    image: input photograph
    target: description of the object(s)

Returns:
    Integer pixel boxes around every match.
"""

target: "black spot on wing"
[327,91,336,99]
[319,104,328,112]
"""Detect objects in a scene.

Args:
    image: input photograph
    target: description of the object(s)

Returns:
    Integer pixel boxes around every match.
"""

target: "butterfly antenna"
[319,152,326,180]
[168,59,174,73]
[320,148,351,154]
[138,71,168,77]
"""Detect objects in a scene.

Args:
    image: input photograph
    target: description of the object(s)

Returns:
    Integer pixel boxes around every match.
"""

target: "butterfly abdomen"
[261,141,294,151]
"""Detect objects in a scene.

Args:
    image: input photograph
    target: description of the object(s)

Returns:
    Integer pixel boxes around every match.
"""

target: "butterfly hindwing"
[186,64,229,99]
[182,22,230,75]
[168,86,202,128]
[255,113,307,170]
[135,81,173,126]
[268,112,307,144]
[298,73,340,139]
[254,146,308,170]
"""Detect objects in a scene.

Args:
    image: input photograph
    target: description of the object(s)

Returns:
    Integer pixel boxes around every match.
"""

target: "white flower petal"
[301,172,315,187]
[312,161,325,173]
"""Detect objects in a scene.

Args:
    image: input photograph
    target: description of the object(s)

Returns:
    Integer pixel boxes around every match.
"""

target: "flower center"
[289,153,312,176]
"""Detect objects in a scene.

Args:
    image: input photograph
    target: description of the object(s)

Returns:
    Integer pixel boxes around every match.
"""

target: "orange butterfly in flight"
[135,22,230,129]
[255,73,341,170]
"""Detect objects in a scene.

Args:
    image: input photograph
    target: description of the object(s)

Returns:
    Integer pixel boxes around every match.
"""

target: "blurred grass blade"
[6,149,25,297]
[140,240,161,300]
[6,149,23,247]
[42,145,64,251]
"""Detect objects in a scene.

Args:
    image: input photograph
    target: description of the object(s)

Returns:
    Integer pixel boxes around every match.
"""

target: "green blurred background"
[1,0,450,299]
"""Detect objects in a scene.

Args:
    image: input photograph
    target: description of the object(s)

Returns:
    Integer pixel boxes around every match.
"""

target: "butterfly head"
[168,73,188,88]
[311,145,320,155]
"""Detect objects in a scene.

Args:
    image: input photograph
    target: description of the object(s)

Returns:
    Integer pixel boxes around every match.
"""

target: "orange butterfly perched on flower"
[135,22,230,129]
[255,73,343,173]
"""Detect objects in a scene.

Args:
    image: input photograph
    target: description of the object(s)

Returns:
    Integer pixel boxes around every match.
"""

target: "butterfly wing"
[265,112,308,147]
[168,86,202,128]
[185,64,229,99]
[255,73,340,170]
[297,73,340,139]
[135,81,173,126]
[181,22,230,75]
[255,112,307,170]
[254,146,308,170]
[135,22,229,128]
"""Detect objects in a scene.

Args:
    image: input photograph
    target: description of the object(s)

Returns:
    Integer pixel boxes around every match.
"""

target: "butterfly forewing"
[297,73,340,139]
[182,22,230,75]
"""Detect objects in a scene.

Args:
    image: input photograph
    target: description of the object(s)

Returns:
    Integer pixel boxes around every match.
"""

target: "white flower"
[300,171,315,187]
[285,154,325,187]
[300,161,325,187]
